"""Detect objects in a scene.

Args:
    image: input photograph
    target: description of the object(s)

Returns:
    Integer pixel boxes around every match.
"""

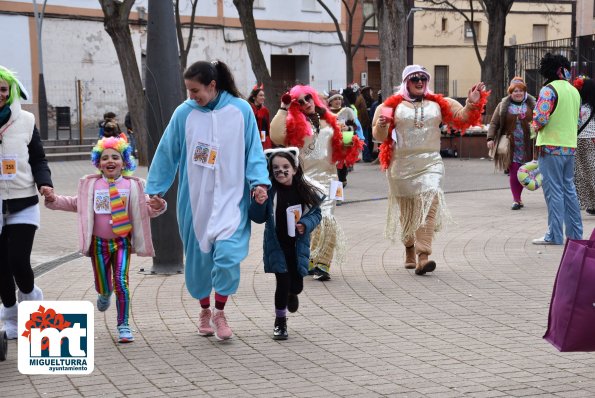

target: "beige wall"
[576,0,595,36]
[411,0,574,97]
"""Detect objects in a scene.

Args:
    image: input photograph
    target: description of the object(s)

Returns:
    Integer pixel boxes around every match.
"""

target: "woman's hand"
[468,82,486,104]
[487,140,495,150]
[296,223,305,235]
[280,93,291,110]
[149,195,166,211]
[377,115,390,127]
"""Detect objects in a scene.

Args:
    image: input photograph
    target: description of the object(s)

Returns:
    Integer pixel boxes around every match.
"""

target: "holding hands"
[253,185,268,205]
[148,195,166,211]
[39,186,55,203]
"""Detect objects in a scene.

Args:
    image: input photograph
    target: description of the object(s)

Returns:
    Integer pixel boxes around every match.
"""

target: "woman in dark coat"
[487,77,536,210]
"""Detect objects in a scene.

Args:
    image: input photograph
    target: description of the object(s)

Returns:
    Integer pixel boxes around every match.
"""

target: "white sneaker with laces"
[532,236,559,245]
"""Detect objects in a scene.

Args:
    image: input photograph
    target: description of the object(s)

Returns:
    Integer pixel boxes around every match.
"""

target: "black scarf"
[0,105,11,128]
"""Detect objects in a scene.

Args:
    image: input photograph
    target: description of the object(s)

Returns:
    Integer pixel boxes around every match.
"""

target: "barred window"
[434,65,449,96]
[363,1,377,30]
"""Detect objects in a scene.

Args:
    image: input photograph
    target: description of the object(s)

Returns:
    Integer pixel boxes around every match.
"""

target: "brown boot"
[415,254,436,275]
[404,245,416,269]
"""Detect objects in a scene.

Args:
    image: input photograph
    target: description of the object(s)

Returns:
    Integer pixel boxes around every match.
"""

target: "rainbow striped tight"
[90,235,131,326]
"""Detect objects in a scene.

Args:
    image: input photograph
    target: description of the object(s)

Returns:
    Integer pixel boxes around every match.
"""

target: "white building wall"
[0,14,34,102]
[2,0,347,129]
[224,0,340,23]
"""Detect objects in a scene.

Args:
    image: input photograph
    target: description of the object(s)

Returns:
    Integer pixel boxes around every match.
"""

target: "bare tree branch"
[352,1,375,57]
[317,0,347,51]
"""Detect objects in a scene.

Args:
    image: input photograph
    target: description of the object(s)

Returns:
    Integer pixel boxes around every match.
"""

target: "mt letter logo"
[18,301,94,375]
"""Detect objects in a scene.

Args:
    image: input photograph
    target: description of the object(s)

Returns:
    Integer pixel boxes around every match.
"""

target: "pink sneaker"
[198,308,214,336]
[211,310,233,340]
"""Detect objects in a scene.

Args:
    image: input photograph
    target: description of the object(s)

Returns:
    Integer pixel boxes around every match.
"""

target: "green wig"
[0,66,23,106]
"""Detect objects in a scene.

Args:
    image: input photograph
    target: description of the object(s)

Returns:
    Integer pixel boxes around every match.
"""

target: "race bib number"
[94,189,129,214]
[0,156,17,180]
[192,141,219,169]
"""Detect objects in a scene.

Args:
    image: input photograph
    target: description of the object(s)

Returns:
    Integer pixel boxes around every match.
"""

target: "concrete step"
[44,144,94,154]
[43,138,97,147]
[46,152,90,162]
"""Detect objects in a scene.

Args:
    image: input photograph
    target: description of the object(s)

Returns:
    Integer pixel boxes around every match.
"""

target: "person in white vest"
[0,66,53,339]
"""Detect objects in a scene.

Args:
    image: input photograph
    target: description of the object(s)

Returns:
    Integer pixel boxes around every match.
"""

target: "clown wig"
[539,53,571,82]
[91,137,137,176]
[0,66,26,106]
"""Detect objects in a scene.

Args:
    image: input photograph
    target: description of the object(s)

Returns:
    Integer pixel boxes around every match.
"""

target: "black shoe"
[587,209,595,215]
[287,294,299,313]
[511,202,522,210]
[273,317,288,340]
[313,269,331,281]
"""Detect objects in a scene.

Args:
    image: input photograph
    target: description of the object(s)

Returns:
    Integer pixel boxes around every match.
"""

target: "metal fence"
[505,34,595,97]
[43,79,129,138]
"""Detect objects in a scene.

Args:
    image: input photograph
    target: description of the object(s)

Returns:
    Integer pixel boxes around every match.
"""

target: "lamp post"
[406,6,423,65]
[32,0,48,140]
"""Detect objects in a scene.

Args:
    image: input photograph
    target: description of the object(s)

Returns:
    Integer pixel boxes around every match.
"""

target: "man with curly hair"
[531,53,583,245]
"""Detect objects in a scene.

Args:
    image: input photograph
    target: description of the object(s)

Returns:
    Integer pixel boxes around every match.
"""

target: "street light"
[406,7,423,65]
[407,7,423,21]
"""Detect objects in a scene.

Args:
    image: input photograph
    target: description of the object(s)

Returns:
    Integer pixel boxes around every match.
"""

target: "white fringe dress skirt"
[385,100,450,251]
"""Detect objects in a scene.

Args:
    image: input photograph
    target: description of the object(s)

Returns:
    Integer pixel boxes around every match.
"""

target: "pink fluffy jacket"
[45,174,165,257]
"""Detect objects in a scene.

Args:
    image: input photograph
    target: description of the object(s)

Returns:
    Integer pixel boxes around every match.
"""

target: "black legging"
[0,223,37,307]
[274,249,304,310]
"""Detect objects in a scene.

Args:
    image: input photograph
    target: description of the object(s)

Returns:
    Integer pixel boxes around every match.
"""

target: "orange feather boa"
[378,91,490,170]
[285,103,363,168]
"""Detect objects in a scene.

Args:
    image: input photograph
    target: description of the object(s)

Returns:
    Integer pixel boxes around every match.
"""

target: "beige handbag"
[489,135,509,158]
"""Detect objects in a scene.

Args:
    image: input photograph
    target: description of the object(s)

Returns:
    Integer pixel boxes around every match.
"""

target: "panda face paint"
[271,156,296,186]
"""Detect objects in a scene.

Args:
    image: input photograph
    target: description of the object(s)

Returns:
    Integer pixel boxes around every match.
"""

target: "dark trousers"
[274,245,303,310]
[337,166,349,183]
[362,127,373,162]
[0,224,37,307]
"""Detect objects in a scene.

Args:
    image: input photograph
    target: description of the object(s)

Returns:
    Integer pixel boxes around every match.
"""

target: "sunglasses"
[409,76,428,83]
[297,94,313,106]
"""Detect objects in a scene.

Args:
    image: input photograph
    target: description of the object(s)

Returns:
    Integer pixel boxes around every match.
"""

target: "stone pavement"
[2,158,595,397]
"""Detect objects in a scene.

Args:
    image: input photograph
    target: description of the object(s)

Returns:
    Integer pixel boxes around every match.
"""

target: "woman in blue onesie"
[145,60,270,341]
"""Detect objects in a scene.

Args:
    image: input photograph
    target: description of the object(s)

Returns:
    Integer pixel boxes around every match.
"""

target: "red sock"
[199,297,210,309]
[214,293,228,311]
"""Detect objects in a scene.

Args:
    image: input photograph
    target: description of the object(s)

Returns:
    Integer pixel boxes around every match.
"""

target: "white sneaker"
[532,236,559,245]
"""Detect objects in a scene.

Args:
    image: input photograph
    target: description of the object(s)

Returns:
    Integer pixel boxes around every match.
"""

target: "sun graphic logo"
[18,301,94,375]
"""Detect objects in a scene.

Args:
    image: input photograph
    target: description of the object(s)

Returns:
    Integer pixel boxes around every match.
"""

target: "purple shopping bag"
[544,229,595,351]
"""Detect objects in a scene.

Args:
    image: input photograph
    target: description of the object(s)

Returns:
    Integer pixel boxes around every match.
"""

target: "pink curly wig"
[285,85,336,147]
[285,85,362,167]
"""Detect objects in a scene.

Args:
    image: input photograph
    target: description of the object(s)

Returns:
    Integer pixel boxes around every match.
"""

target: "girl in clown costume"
[145,60,270,341]
[44,137,166,343]
[372,65,488,275]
